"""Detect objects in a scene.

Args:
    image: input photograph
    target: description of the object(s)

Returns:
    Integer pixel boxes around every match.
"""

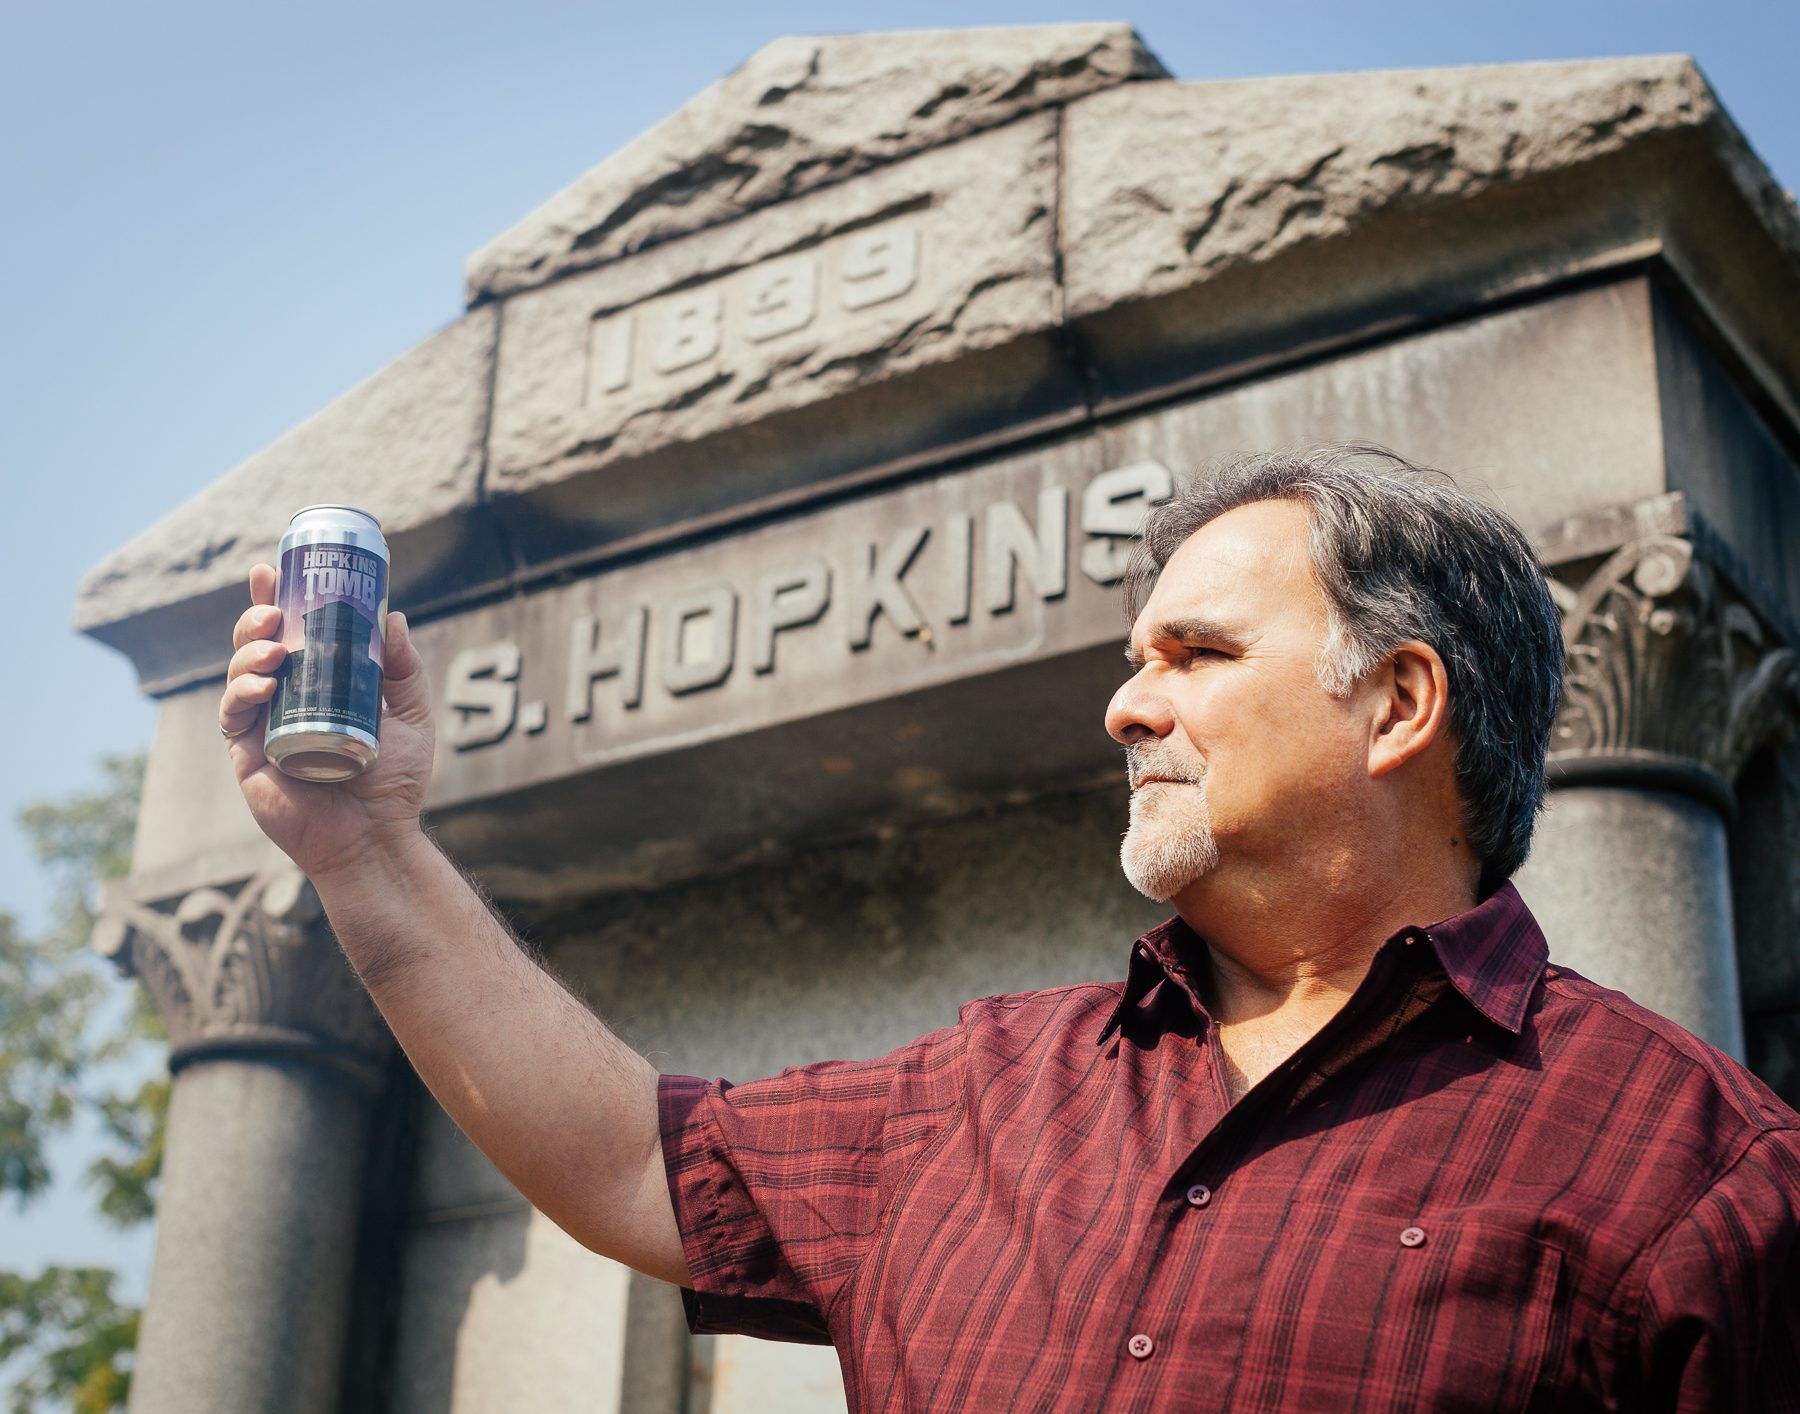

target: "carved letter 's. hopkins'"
[661,585,739,695]
[1081,462,1175,585]
[438,458,1180,753]
[445,641,522,750]
[750,560,832,675]
[984,488,1069,616]
[568,606,649,720]
[848,524,931,651]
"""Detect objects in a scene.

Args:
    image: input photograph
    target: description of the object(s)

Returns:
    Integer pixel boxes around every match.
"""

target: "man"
[219,445,1800,1410]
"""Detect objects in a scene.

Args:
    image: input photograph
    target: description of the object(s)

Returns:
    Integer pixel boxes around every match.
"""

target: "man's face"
[1107,499,1368,903]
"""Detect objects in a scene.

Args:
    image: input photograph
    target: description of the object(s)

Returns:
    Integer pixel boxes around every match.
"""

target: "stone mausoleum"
[78,24,1800,1414]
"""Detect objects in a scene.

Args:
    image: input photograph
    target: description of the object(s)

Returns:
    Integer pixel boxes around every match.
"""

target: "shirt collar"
[1095,881,1548,1045]
[1416,880,1547,1035]
[1096,914,1211,1045]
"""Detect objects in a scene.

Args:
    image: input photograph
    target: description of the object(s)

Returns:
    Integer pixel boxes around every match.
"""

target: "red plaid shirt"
[659,884,1800,1411]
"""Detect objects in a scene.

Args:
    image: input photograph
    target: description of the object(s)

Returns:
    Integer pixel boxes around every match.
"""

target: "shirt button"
[1127,1333,1155,1360]
[1400,1225,1427,1248]
[1185,1183,1212,1208]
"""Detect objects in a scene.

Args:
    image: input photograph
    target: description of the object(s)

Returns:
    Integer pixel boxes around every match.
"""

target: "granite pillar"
[1519,785,1743,1052]
[94,865,392,1414]
[1515,533,1798,1055]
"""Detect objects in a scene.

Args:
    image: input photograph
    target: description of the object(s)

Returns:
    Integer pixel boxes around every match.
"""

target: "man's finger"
[223,709,269,773]
[223,564,281,771]
[226,637,287,682]
[232,602,283,653]
[220,671,277,728]
[219,670,274,764]
[223,670,278,711]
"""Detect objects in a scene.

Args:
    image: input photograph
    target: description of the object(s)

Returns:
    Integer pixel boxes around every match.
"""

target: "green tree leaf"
[0,911,101,1204]
[0,1267,136,1414]
[85,1076,167,1231]
[2,753,155,1413]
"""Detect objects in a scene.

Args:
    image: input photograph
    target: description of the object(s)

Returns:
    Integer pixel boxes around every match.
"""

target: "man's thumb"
[381,612,433,722]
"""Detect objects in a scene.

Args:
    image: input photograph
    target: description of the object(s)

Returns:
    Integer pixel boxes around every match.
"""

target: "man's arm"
[219,564,690,1286]
[1628,1129,1800,1412]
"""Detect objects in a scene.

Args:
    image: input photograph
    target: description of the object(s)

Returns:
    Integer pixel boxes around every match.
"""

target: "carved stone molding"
[93,865,391,1087]
[1548,535,1800,808]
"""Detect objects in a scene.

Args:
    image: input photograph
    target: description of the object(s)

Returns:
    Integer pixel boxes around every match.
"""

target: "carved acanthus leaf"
[95,865,390,1066]
[1550,536,1800,782]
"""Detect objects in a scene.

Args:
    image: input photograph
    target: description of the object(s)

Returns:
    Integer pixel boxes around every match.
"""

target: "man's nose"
[1105,669,1174,745]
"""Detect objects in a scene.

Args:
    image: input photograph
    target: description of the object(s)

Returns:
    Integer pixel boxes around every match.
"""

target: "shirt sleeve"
[658,1019,970,1344]
[1629,1129,1800,1412]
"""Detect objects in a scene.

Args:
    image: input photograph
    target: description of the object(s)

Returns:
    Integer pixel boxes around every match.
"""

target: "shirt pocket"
[1291,1213,1574,1412]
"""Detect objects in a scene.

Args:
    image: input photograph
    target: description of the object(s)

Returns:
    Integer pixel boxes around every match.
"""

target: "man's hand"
[219,563,434,879]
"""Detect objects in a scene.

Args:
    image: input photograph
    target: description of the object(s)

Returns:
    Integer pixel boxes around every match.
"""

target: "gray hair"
[1122,444,1563,890]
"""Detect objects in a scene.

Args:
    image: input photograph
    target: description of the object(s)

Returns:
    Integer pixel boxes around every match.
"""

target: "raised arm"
[219,563,689,1286]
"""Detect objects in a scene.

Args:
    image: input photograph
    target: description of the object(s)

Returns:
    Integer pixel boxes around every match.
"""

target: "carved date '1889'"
[442,461,1174,751]
[586,219,923,403]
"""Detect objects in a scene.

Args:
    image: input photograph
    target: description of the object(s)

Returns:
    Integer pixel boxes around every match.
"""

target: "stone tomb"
[80,25,1800,1414]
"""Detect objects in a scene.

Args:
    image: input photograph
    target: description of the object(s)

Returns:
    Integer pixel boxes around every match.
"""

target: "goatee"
[1119,744,1220,901]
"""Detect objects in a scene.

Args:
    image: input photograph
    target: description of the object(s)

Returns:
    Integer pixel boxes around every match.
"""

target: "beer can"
[265,505,390,781]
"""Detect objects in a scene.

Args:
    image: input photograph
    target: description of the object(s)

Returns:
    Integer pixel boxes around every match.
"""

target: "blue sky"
[3,0,1795,1313]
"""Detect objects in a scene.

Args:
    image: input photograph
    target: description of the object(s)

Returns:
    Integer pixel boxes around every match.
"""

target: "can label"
[268,541,387,737]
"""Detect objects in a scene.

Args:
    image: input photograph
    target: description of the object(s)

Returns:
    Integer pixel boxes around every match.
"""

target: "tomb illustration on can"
[271,596,382,733]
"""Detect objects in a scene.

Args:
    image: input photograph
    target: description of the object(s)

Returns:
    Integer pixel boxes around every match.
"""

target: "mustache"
[1124,743,1207,787]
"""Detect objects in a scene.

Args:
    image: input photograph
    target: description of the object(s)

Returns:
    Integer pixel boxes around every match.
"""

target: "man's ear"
[1367,640,1451,779]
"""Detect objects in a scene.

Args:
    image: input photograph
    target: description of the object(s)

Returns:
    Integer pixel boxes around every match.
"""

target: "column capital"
[1548,534,1800,809]
[93,863,391,1088]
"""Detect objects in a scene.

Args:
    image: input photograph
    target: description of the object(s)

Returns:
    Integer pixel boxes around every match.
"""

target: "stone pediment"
[77,35,1800,694]
[466,22,1168,303]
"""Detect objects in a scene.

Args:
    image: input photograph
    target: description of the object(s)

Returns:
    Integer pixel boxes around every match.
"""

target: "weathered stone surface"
[546,784,1160,1091]
[130,1061,373,1414]
[1066,57,1726,319]
[1092,278,1666,539]
[466,23,1164,303]
[1651,282,1800,637]
[76,305,503,688]
[1515,785,1745,1056]
[1061,57,1800,413]
[1733,736,1800,1012]
[1747,1008,1800,1112]
[411,1088,525,1216]
[698,1337,847,1414]
[389,1205,631,1414]
[621,1274,690,1414]
[485,112,1070,567]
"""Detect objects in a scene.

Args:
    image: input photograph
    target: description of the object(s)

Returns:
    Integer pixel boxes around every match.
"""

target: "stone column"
[95,865,392,1414]
[1515,534,1798,1056]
